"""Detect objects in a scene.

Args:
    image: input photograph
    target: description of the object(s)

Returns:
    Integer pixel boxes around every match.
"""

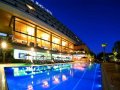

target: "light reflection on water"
[5,62,102,90]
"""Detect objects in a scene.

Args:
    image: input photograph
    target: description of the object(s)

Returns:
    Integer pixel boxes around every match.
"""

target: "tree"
[97,52,104,61]
[112,41,120,59]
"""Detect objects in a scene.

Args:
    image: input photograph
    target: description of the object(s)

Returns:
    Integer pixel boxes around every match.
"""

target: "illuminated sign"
[30,0,52,15]
[0,32,7,36]
[14,49,51,60]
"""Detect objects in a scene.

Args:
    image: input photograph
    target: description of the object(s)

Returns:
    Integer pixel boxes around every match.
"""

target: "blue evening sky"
[37,0,120,54]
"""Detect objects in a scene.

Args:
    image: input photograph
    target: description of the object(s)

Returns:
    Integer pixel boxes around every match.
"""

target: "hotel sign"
[30,0,52,15]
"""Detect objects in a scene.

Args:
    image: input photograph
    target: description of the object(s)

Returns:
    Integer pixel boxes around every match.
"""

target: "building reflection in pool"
[6,63,91,89]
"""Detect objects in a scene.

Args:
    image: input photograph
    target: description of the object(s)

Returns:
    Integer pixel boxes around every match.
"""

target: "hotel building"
[0,0,89,62]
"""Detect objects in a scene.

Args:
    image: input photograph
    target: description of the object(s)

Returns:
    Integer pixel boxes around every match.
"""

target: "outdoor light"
[31,47,34,51]
[47,50,50,53]
[26,4,35,10]
[1,41,7,49]
[101,43,107,47]
[1,41,7,63]
[101,43,107,62]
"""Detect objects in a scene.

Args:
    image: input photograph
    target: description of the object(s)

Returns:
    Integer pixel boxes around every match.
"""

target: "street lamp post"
[1,41,7,63]
[101,43,107,62]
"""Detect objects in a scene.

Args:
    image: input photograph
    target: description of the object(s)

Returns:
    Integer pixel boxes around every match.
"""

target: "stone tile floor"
[102,62,120,90]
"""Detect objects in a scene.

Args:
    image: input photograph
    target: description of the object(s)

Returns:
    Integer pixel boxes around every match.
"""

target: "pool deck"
[102,62,120,90]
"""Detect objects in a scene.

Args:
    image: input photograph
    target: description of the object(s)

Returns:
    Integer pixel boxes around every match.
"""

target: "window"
[52,36,60,44]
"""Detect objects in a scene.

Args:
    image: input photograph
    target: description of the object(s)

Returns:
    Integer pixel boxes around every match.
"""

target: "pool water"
[5,63,102,90]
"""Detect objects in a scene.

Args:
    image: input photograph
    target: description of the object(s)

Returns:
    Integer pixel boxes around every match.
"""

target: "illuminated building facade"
[0,0,88,61]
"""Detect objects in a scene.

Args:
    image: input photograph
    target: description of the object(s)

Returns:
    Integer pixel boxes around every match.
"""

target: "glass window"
[14,32,21,39]
[27,26,35,36]
[14,32,27,44]
[52,36,60,44]
[52,43,61,51]
[62,47,68,52]
[37,30,41,38]
[37,38,42,47]
[62,40,68,47]
[69,43,74,49]
[37,29,50,41]
[41,40,50,49]
[15,19,35,36]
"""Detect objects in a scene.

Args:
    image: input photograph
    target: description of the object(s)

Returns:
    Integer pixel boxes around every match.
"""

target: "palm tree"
[112,41,120,59]
[113,41,120,53]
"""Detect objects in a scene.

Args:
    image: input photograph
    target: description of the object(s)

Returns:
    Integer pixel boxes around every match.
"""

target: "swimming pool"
[5,63,102,90]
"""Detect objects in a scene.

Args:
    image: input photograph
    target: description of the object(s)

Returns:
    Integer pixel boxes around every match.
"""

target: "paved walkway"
[102,62,120,90]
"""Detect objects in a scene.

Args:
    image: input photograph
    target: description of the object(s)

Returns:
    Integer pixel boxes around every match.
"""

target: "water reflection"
[62,75,67,81]
[27,85,33,90]
[72,62,90,71]
[52,75,60,84]
[6,63,92,89]
[42,80,49,88]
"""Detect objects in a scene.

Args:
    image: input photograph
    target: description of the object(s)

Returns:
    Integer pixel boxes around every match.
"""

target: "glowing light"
[60,68,62,72]
[31,75,34,78]
[40,71,43,73]
[96,84,102,88]
[53,76,60,84]
[53,65,59,69]
[73,63,86,71]
[70,70,73,76]
[101,43,107,47]
[47,72,50,75]
[31,47,34,51]
[62,41,66,46]
[47,51,50,53]
[1,41,7,49]
[62,75,67,81]
[42,81,49,88]
[26,4,35,10]
[32,81,34,84]
[27,85,33,90]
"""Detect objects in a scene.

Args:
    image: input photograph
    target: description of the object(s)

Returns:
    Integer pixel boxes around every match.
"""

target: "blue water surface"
[5,62,102,90]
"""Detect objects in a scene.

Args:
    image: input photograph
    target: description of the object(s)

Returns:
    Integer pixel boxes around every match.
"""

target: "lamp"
[101,43,107,62]
[1,41,7,63]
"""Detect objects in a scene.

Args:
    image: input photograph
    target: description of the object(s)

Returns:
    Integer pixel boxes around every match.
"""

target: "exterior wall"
[0,0,88,61]
[0,4,74,61]
[0,0,80,44]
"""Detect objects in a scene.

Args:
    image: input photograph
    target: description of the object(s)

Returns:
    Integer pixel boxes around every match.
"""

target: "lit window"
[62,41,66,46]
[42,33,50,40]
[53,38,59,44]
[27,27,34,36]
